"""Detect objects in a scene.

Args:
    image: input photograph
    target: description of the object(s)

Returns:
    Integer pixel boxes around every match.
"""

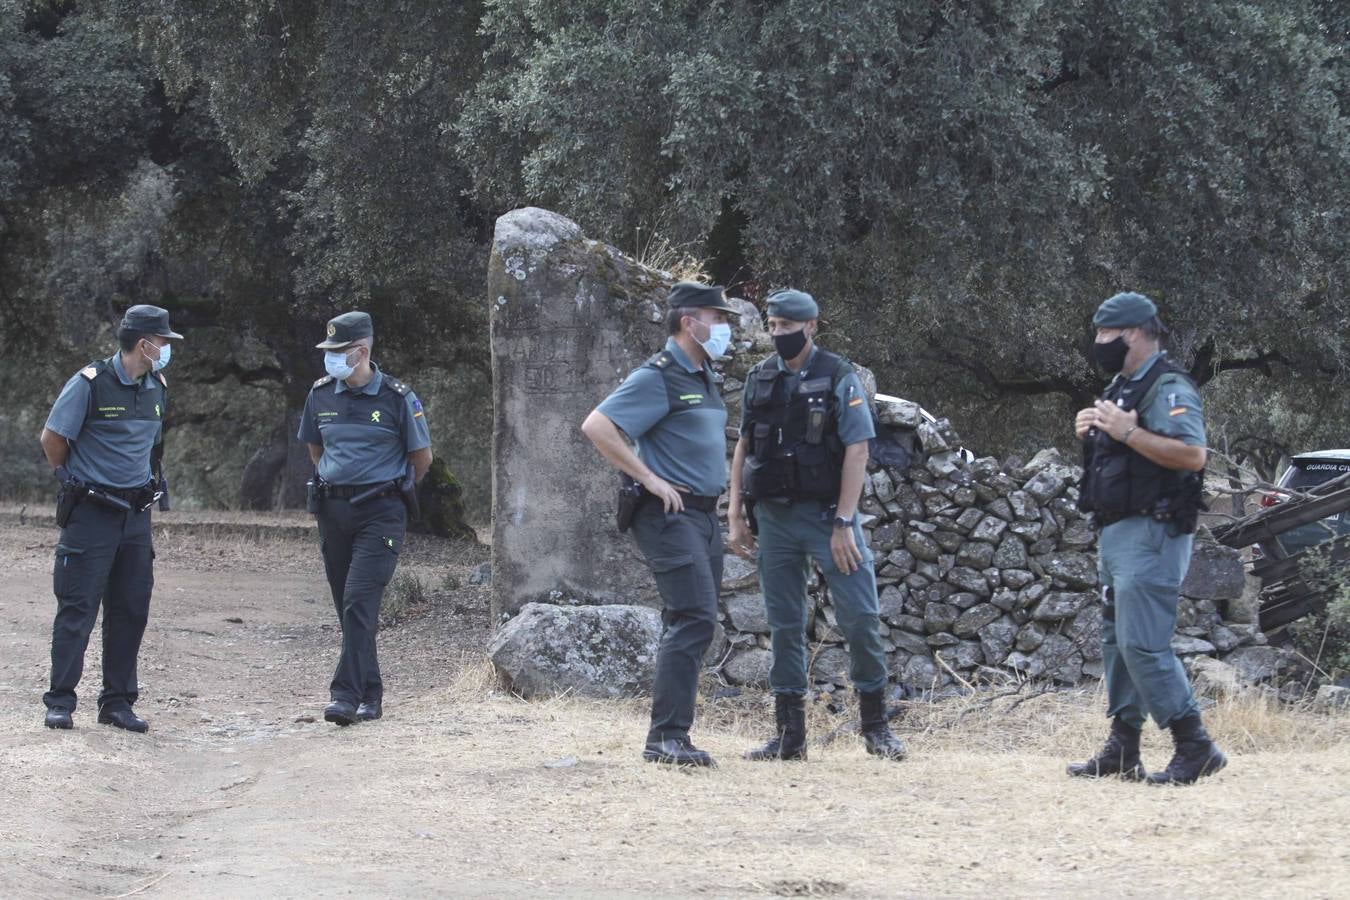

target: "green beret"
[316,311,374,349]
[1093,292,1158,328]
[765,289,819,322]
[667,281,739,314]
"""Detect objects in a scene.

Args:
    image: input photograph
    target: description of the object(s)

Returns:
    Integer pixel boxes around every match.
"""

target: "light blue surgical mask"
[142,340,171,372]
[697,322,733,360]
[324,349,356,381]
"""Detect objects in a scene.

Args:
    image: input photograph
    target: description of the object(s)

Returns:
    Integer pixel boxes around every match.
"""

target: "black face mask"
[1093,335,1129,374]
[773,329,809,361]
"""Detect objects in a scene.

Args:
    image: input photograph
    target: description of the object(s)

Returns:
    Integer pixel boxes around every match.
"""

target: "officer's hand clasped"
[1086,400,1139,443]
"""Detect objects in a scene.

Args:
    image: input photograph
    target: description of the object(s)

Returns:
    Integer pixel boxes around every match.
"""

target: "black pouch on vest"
[55,485,80,528]
[616,473,644,533]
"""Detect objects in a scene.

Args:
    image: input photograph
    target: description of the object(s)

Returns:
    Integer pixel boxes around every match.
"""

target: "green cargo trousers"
[756,498,888,696]
[1098,516,1200,729]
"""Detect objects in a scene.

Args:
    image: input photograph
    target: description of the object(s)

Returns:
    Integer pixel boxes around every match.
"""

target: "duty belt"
[320,482,398,501]
[678,493,720,512]
[93,482,154,503]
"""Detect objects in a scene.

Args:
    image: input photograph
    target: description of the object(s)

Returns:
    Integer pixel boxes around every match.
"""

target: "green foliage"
[460,0,1349,453]
[0,0,1346,506]
[1290,543,1350,678]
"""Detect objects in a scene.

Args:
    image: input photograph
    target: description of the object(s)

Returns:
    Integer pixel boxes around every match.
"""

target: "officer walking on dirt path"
[300,311,432,727]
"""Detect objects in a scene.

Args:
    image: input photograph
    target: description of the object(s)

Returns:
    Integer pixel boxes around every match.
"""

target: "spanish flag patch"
[1169,407,1188,417]
[848,397,864,407]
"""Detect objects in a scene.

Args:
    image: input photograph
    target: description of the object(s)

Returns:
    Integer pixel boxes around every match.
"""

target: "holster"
[306,475,320,514]
[399,461,421,521]
[743,495,759,536]
[55,485,80,528]
[616,474,644,533]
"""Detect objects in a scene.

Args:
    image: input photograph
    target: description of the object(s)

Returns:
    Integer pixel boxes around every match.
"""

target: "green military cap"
[120,304,183,339]
[667,281,739,315]
[316,311,374,349]
[1093,292,1158,328]
[765,289,819,322]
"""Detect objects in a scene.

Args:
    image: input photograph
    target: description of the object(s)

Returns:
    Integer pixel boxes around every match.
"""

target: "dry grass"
[2,515,1346,898]
[324,659,1349,898]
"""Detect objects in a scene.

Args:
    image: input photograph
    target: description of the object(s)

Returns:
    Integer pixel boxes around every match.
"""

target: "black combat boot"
[744,693,808,761]
[1067,717,1146,780]
[1147,713,1227,785]
[642,737,717,767]
[858,690,906,760]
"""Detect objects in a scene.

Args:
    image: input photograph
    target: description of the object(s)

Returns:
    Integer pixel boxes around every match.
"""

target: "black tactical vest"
[740,349,851,502]
[1078,354,1203,530]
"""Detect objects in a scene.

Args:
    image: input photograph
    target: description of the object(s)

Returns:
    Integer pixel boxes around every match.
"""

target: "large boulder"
[488,602,662,699]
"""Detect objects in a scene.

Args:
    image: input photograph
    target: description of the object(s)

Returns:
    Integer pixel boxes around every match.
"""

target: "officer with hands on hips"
[39,304,182,733]
[300,311,432,726]
[727,289,906,762]
[581,281,738,767]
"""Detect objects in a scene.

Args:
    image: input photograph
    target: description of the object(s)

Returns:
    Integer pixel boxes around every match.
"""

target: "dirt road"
[0,514,1347,899]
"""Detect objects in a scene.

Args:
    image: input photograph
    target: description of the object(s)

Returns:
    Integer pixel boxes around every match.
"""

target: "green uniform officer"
[38,305,182,733]
[299,312,433,726]
[582,281,738,767]
[1069,291,1227,785]
[728,289,906,762]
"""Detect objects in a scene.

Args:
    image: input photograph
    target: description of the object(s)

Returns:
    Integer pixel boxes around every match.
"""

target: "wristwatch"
[833,515,857,529]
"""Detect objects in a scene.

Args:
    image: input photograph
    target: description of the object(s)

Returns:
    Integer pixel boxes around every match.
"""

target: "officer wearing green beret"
[1069,291,1226,785]
[728,289,906,762]
[38,305,183,733]
[300,312,433,726]
[582,281,738,767]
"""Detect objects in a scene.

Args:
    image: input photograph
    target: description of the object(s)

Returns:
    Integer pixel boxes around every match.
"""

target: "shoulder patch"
[80,366,99,381]
[313,375,335,389]
[383,376,410,396]
[645,352,674,370]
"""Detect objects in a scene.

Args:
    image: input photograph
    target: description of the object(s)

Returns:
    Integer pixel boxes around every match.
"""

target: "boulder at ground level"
[489,602,662,699]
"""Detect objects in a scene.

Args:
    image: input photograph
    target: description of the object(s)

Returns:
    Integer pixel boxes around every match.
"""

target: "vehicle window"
[1285,462,1350,491]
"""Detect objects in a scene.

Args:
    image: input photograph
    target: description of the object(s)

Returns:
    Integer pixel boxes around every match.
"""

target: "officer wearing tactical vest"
[1069,291,1226,786]
[581,282,738,767]
[727,290,906,762]
[38,305,182,733]
[299,311,432,727]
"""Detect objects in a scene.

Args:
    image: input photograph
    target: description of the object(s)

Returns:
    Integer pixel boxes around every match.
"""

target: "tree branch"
[1189,339,1287,386]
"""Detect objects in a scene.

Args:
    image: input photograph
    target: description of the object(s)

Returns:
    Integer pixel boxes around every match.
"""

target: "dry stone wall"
[486,208,1271,700]
[711,331,1267,698]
